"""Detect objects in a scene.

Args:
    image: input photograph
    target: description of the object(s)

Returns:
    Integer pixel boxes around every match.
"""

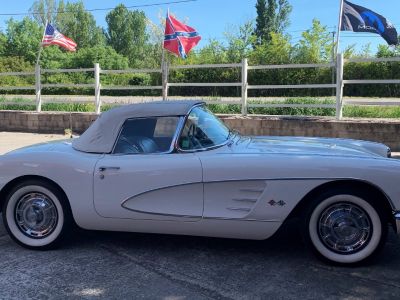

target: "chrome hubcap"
[15,193,58,239]
[318,202,372,254]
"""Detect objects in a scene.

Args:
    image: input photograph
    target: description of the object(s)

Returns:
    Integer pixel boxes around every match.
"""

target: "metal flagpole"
[36,20,48,65]
[161,9,169,100]
[161,47,167,100]
[335,0,345,55]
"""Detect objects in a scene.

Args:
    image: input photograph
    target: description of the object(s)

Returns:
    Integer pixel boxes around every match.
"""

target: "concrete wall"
[0,111,399,150]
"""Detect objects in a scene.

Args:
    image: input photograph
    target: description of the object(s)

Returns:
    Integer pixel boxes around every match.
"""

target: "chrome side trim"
[120,206,202,219]
[232,198,258,203]
[227,207,251,212]
[394,212,400,234]
[239,188,265,193]
[202,216,280,222]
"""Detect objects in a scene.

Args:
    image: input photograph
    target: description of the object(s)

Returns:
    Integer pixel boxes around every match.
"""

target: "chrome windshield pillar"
[394,212,400,234]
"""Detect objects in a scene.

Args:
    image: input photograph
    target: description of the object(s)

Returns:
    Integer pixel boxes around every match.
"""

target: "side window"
[179,106,229,151]
[114,117,179,154]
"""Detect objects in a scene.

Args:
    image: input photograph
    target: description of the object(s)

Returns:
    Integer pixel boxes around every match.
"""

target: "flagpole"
[36,20,48,65]
[335,0,345,56]
[162,9,169,100]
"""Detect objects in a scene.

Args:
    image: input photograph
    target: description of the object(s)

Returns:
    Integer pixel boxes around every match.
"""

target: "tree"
[29,0,66,26]
[376,44,400,58]
[224,20,256,62]
[4,17,43,63]
[0,32,6,56]
[67,46,129,69]
[293,19,333,63]
[254,0,292,45]
[106,5,148,67]
[250,32,292,65]
[59,1,105,49]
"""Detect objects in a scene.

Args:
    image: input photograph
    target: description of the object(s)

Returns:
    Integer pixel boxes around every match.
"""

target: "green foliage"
[0,57,35,87]
[29,0,66,26]
[67,46,129,69]
[224,20,256,63]
[0,56,33,72]
[59,1,105,48]
[0,32,6,56]
[106,5,148,67]
[293,19,333,63]
[5,17,42,63]
[40,46,68,69]
[254,0,292,44]
[2,97,400,119]
[249,32,291,65]
[377,44,400,58]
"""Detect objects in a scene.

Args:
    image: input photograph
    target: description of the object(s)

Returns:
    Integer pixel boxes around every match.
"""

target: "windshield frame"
[175,104,232,153]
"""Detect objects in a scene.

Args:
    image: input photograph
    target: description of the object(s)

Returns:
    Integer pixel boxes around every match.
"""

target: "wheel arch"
[288,179,394,226]
[0,175,72,215]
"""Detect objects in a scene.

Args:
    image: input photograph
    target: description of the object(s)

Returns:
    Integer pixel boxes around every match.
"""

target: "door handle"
[99,166,120,172]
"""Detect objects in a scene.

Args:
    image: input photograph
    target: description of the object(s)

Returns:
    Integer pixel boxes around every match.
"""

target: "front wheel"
[303,190,387,265]
[2,180,72,250]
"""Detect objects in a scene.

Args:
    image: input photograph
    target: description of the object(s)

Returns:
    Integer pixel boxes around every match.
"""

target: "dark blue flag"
[341,0,398,46]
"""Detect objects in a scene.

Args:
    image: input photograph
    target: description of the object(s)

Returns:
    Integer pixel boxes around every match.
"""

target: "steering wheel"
[188,123,202,149]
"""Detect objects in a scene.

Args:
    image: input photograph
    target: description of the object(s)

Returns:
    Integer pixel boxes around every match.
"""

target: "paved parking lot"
[0,132,399,299]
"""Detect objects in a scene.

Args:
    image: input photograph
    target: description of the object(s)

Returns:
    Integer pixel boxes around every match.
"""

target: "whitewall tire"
[2,180,72,250]
[303,190,387,265]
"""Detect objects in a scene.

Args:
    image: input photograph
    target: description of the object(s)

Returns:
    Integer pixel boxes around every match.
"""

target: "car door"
[93,153,203,221]
[93,116,203,222]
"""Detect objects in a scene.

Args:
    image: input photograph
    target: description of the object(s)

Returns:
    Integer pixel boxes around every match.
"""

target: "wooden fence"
[1,53,400,119]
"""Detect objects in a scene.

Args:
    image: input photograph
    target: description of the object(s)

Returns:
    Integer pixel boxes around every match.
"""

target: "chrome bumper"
[395,212,400,234]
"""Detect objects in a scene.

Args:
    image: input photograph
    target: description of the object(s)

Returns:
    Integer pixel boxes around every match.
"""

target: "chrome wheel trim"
[6,185,64,247]
[14,192,58,239]
[309,194,382,264]
[318,202,372,254]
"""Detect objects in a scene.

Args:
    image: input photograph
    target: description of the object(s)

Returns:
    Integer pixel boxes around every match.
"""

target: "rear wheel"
[303,189,387,265]
[2,180,72,250]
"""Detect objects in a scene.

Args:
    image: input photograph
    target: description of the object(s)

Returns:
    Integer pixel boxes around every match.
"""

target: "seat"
[134,136,159,153]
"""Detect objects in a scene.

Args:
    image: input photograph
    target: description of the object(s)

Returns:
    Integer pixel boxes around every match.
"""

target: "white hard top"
[72,100,204,153]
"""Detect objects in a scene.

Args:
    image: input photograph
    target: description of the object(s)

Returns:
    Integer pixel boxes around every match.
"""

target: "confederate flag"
[164,12,201,58]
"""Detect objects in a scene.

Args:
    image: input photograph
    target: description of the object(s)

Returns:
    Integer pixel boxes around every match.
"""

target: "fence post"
[335,53,344,120]
[162,60,169,101]
[94,63,101,114]
[35,64,41,113]
[241,58,248,116]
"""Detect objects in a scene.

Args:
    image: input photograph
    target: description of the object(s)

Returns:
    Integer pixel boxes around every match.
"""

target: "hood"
[4,139,74,155]
[232,136,390,158]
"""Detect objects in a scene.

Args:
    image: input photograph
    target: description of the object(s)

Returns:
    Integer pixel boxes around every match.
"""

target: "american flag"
[42,23,77,52]
[164,12,201,59]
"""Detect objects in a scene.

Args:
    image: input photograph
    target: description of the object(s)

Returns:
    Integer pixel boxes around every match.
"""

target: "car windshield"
[179,106,230,151]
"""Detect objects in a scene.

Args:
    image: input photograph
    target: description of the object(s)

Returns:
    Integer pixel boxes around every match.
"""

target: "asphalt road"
[0,220,400,299]
[0,133,399,299]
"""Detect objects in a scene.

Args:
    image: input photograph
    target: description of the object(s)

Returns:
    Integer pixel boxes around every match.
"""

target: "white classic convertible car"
[0,100,399,265]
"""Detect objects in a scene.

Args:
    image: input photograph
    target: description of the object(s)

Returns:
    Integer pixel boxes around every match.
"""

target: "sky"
[0,0,399,54]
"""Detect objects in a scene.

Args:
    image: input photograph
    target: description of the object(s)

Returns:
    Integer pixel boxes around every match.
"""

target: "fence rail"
[0,53,399,118]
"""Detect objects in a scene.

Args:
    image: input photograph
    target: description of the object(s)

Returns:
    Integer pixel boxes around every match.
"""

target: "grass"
[0,96,399,118]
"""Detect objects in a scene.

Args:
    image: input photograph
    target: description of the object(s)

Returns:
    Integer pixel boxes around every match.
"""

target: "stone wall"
[0,111,97,134]
[221,115,400,151]
[0,111,399,150]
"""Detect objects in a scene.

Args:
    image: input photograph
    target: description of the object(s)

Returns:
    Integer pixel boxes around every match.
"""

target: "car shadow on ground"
[68,219,400,267]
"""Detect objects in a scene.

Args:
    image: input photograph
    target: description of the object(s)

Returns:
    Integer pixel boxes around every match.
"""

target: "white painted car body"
[0,101,399,242]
